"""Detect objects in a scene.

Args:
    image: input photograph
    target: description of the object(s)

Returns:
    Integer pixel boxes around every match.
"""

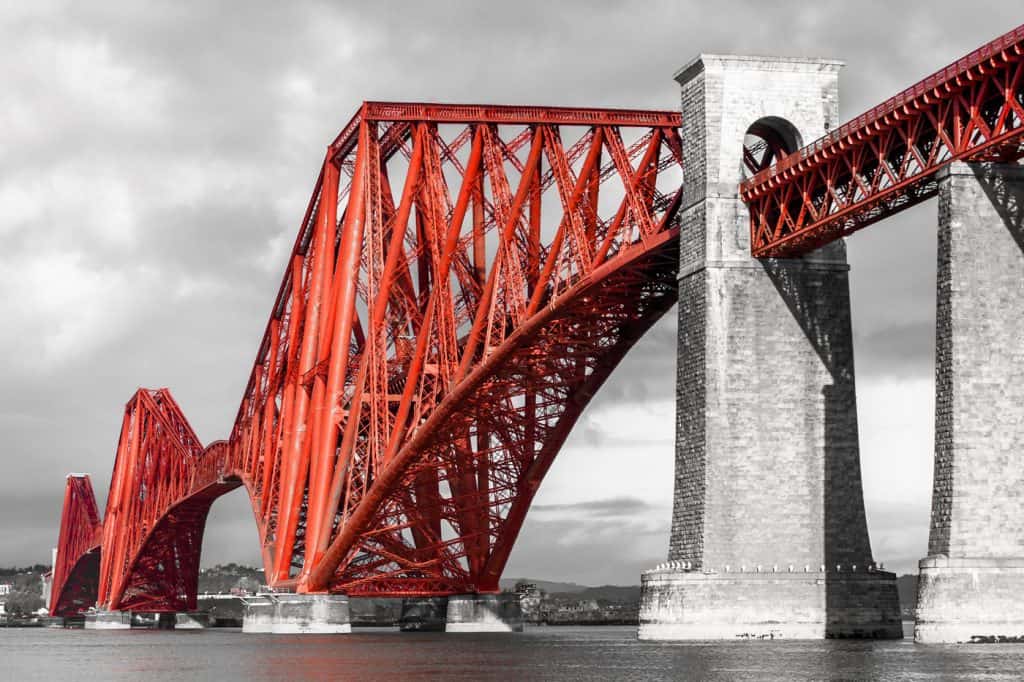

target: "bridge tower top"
[674,54,845,268]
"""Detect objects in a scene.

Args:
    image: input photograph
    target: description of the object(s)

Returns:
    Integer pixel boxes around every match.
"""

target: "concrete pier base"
[242,595,276,633]
[270,594,351,634]
[84,610,132,630]
[174,612,210,629]
[399,597,448,632]
[915,558,1024,643]
[639,569,902,640]
[445,594,523,633]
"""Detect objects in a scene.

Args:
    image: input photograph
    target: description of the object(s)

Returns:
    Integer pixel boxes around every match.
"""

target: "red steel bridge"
[51,25,1023,618]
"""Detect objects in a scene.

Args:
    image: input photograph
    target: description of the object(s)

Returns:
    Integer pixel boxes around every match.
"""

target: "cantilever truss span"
[741,23,1024,257]
[54,103,685,609]
[235,103,684,596]
[50,475,103,617]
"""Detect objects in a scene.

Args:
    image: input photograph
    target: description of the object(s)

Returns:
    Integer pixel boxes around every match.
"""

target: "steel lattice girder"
[230,102,685,595]
[741,23,1024,258]
[52,102,684,610]
[95,389,211,611]
[50,475,103,616]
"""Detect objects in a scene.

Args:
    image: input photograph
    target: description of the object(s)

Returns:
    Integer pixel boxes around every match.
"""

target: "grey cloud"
[531,496,660,517]
[856,321,936,380]
[863,499,933,576]
[506,515,669,585]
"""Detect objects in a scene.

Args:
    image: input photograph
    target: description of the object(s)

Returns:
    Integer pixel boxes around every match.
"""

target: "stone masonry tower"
[915,163,1024,643]
[638,55,902,639]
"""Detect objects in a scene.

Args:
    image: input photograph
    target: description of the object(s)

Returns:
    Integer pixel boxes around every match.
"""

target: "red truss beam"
[741,24,1024,258]
[50,475,103,616]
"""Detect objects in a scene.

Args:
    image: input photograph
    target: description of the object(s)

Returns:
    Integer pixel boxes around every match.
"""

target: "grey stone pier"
[445,594,523,633]
[242,594,351,634]
[638,54,901,640]
[915,163,1024,644]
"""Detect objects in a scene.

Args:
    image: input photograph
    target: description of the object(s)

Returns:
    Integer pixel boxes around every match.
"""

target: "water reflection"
[3,625,1024,681]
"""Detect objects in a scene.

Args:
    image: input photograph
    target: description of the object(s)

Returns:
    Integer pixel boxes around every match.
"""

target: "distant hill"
[499,579,640,603]
[500,578,590,593]
[571,585,641,602]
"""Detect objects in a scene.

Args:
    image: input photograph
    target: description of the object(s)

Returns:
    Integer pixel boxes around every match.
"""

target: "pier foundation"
[83,610,131,630]
[640,568,900,639]
[270,594,351,634]
[445,594,523,633]
[174,612,210,629]
[399,597,448,632]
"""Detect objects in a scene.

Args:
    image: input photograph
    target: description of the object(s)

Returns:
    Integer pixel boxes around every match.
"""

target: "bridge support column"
[83,610,132,630]
[399,597,448,632]
[241,595,275,633]
[916,162,1024,644]
[639,54,900,640]
[174,612,210,629]
[445,594,523,633]
[270,594,351,634]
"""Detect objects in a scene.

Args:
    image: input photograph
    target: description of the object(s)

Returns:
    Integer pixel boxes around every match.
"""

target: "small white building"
[0,583,12,619]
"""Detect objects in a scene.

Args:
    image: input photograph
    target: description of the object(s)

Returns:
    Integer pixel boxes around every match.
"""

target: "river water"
[3,624,1024,680]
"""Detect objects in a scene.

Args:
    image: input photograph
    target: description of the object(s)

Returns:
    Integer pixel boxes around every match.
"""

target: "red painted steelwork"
[94,389,240,611]
[741,24,1024,258]
[237,104,684,596]
[50,475,102,617]
[52,103,684,609]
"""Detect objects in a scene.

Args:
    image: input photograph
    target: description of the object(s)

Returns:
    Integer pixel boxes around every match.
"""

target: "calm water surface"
[3,624,1024,681]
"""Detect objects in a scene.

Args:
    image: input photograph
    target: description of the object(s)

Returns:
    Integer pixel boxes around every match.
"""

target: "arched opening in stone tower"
[742,116,803,179]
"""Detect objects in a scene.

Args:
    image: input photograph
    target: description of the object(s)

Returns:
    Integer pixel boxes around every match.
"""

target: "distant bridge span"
[51,24,1023,638]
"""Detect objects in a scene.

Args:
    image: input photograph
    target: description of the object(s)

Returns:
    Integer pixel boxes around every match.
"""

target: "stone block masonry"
[446,594,523,633]
[916,162,1024,643]
[640,567,901,640]
[641,53,900,640]
[83,609,131,630]
[241,594,351,634]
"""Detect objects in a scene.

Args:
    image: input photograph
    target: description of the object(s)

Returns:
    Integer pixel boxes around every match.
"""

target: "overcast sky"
[1,2,1020,585]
